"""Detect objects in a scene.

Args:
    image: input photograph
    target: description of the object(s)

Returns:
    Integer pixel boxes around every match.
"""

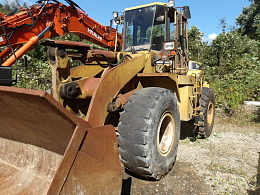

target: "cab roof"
[125,2,168,11]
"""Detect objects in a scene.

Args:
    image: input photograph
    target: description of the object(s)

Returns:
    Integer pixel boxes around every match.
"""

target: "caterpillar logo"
[88,28,103,41]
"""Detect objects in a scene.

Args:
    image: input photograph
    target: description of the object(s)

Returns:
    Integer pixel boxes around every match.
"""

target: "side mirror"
[183,6,191,19]
[0,66,13,86]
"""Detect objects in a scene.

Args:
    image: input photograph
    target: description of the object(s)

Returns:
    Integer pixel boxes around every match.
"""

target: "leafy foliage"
[189,25,260,114]
[0,0,20,15]
[188,26,207,62]
[236,0,260,40]
[15,59,51,91]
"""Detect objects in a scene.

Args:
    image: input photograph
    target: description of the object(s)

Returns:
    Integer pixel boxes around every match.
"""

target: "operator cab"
[122,2,190,52]
[123,3,173,52]
[112,1,191,73]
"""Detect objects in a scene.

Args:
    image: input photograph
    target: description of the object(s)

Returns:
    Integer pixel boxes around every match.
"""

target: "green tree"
[236,0,260,40]
[0,0,20,15]
[188,26,207,62]
[203,31,260,113]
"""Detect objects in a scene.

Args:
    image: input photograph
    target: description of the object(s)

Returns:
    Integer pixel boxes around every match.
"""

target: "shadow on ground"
[121,161,210,195]
[121,178,132,195]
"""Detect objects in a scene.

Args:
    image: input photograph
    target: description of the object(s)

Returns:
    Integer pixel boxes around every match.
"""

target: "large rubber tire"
[199,87,215,138]
[118,87,180,180]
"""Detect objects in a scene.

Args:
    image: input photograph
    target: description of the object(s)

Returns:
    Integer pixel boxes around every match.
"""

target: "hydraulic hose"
[98,54,132,68]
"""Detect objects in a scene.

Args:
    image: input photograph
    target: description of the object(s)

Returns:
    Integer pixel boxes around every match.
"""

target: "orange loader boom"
[0,0,122,67]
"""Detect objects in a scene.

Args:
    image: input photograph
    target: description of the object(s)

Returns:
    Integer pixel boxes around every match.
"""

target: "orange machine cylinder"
[1,36,39,67]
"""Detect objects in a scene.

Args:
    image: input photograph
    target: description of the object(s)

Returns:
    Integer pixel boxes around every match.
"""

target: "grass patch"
[215,106,260,134]
[216,105,260,125]
[208,164,245,175]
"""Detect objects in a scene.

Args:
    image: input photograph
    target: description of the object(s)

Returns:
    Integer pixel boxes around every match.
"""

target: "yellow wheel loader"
[0,0,215,194]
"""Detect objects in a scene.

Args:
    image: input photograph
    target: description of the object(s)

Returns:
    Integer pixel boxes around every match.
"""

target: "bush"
[200,31,260,114]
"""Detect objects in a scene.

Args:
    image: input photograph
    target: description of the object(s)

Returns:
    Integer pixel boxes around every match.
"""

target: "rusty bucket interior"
[0,86,122,195]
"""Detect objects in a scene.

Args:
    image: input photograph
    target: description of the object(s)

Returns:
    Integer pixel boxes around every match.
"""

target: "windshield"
[124,5,156,51]
[123,5,174,52]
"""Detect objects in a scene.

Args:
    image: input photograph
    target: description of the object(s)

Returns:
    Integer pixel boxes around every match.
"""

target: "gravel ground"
[122,117,260,195]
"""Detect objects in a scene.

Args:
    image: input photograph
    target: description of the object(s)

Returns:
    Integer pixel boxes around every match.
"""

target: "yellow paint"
[178,86,194,121]
[125,2,168,11]
[178,75,195,85]
[187,69,202,76]
[203,81,210,88]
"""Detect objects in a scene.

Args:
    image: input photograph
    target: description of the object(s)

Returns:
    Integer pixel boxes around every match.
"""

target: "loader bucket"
[0,86,122,195]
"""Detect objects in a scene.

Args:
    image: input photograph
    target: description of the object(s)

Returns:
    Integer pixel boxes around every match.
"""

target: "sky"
[3,0,251,42]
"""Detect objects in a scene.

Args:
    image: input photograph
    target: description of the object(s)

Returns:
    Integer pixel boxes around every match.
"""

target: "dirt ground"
[121,116,260,195]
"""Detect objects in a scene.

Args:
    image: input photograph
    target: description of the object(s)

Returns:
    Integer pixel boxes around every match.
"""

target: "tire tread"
[118,87,180,180]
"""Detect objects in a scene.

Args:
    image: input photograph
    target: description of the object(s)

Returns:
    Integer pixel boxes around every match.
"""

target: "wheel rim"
[157,112,175,156]
[207,102,214,126]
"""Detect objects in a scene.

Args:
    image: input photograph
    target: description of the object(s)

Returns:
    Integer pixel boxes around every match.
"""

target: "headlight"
[112,11,118,18]
[168,0,175,7]
[164,42,175,50]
